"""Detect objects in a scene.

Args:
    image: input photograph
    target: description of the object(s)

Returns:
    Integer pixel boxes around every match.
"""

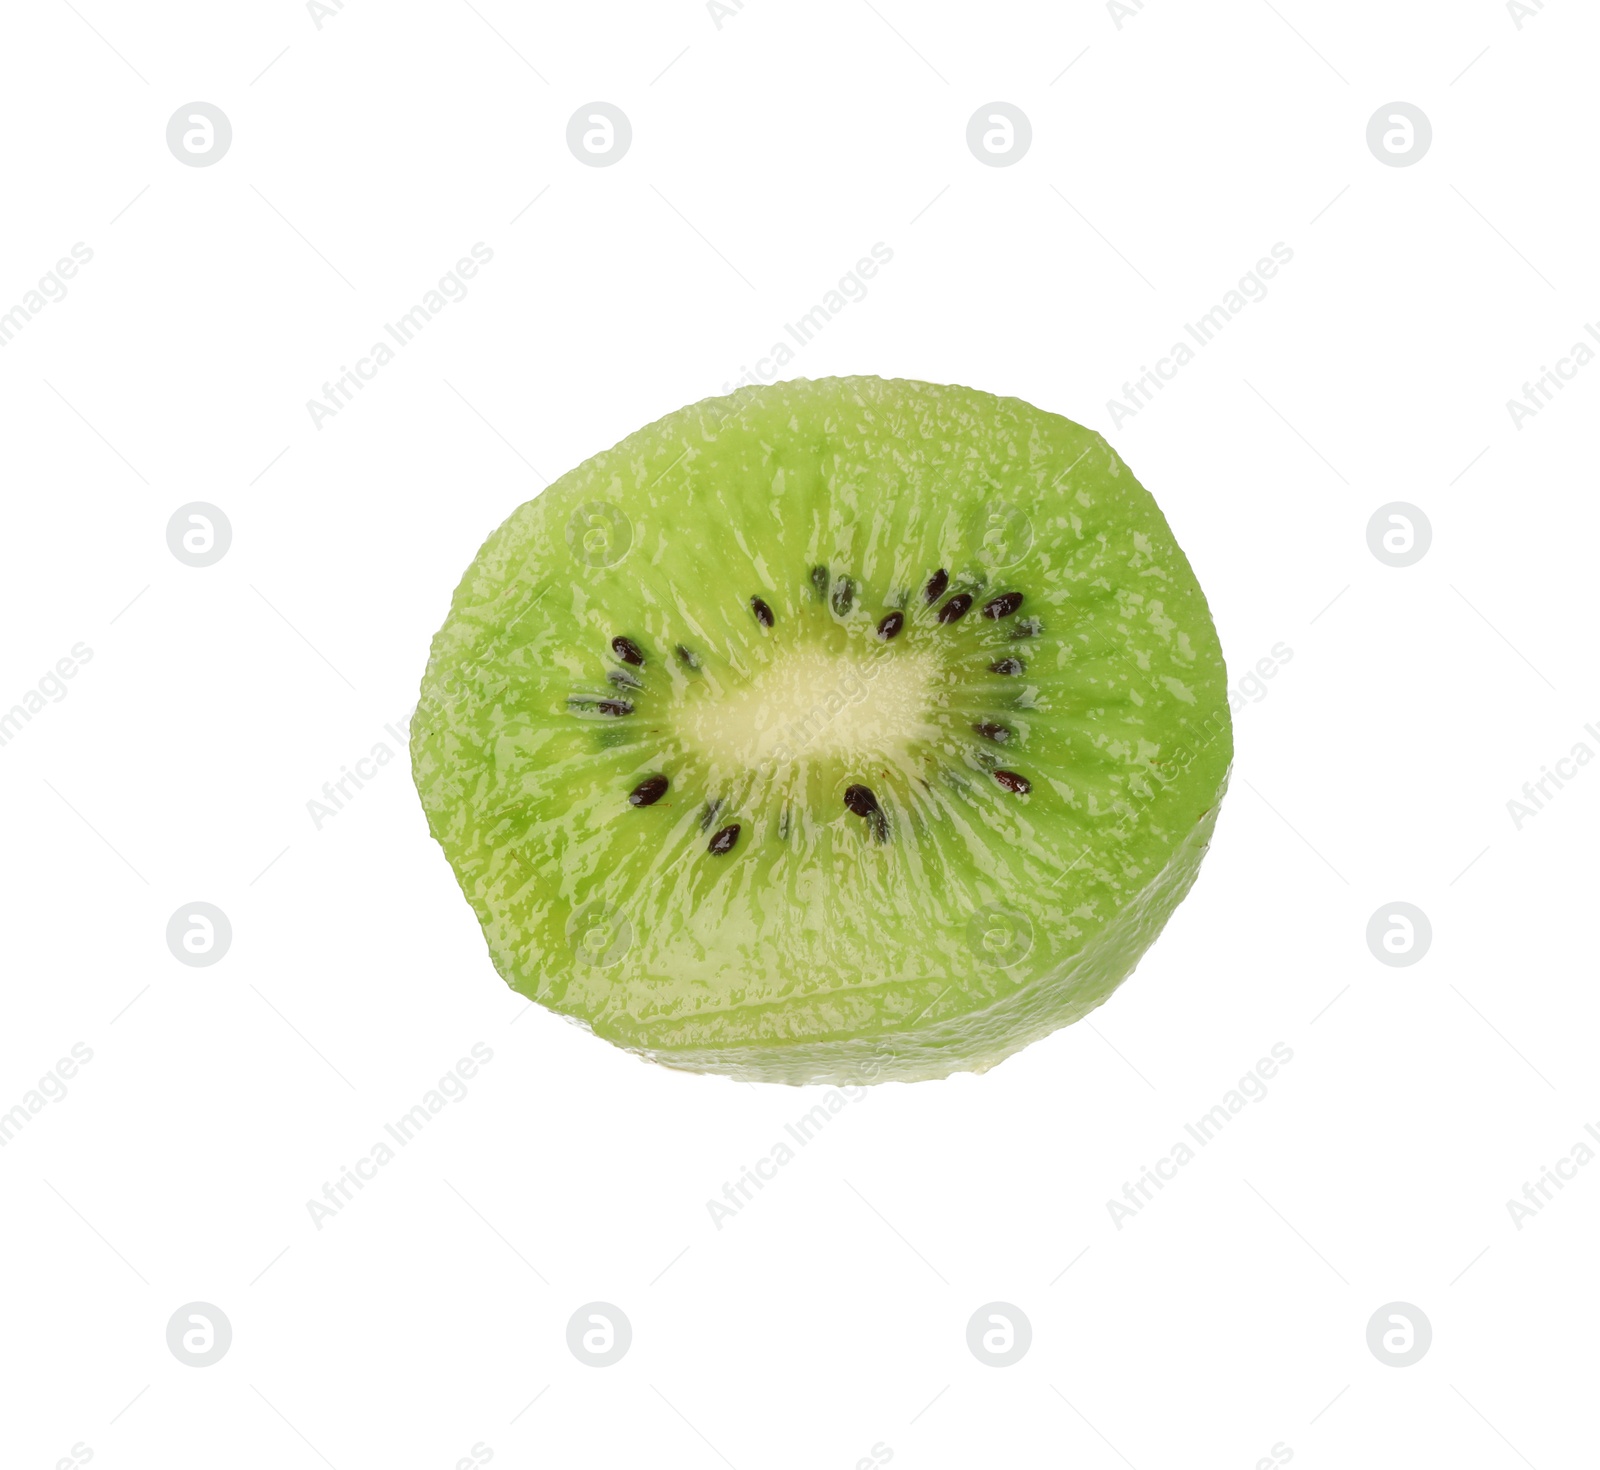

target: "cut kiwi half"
[411,377,1231,1084]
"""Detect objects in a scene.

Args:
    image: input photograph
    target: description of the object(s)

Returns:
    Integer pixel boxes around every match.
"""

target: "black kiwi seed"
[675,643,701,671]
[611,635,645,666]
[989,657,1026,676]
[843,784,880,818]
[628,774,668,807]
[708,823,741,856]
[923,568,949,605]
[937,592,974,625]
[973,722,1011,743]
[811,565,829,599]
[994,770,1031,795]
[751,596,774,628]
[595,698,634,716]
[843,784,889,843]
[876,611,904,641]
[982,592,1024,620]
[831,576,855,617]
[608,669,642,690]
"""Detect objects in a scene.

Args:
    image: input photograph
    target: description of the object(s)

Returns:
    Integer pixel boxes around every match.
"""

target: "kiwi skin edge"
[627,794,1225,1086]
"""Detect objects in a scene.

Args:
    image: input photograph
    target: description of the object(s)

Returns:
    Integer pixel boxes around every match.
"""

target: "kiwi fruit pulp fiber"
[411,377,1231,1084]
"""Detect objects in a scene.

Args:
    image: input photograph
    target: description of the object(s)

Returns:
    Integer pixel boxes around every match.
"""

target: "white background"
[2,1,1597,1466]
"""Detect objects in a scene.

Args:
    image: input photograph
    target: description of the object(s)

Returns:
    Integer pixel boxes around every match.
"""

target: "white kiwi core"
[675,642,943,772]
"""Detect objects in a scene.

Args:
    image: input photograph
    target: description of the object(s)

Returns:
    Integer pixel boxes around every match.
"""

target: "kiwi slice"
[411,377,1231,1084]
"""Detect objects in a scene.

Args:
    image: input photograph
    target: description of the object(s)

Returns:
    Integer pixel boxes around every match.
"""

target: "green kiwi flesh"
[411,377,1232,1084]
